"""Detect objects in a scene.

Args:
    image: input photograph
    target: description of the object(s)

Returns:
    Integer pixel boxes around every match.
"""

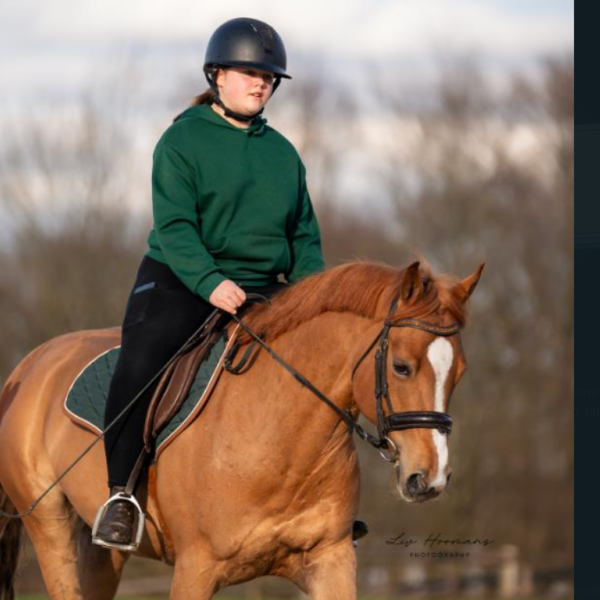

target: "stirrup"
[91,492,145,551]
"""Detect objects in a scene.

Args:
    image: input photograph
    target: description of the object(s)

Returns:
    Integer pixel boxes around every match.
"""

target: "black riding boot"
[94,486,137,548]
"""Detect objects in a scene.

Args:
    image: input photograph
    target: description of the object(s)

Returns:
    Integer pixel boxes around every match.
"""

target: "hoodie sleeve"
[152,143,227,300]
[286,161,325,284]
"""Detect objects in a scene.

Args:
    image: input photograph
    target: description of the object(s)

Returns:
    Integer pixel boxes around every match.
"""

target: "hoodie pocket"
[122,286,154,329]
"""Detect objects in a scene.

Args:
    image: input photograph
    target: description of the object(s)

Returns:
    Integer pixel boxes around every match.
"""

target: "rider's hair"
[173,66,228,123]
[173,88,214,123]
[190,89,215,106]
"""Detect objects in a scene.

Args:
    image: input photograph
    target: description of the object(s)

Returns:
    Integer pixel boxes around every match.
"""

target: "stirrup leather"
[91,492,145,551]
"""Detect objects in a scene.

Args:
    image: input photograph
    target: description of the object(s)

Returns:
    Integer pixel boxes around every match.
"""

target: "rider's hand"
[208,280,247,314]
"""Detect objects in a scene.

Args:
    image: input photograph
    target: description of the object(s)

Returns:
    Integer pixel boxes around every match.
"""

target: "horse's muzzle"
[395,467,450,503]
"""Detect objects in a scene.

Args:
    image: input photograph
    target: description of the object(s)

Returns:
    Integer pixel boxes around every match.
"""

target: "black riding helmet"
[204,17,292,123]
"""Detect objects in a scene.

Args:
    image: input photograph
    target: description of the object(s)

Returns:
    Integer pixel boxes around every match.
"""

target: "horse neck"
[248,310,373,464]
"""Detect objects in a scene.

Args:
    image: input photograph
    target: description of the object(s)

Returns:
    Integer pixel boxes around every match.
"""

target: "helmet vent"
[251,22,275,55]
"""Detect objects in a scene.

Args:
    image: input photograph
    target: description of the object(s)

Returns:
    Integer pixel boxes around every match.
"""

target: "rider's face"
[216,67,275,116]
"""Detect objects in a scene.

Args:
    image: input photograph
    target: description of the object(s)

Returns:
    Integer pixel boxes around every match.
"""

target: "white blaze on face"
[426,337,453,487]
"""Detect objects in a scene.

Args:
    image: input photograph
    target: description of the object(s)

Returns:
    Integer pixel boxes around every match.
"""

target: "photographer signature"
[386,532,495,549]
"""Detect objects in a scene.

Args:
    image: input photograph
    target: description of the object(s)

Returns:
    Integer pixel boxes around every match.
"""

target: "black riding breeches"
[103,255,286,487]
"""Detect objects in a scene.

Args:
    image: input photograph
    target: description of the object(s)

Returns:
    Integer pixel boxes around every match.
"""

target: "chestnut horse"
[0,260,483,600]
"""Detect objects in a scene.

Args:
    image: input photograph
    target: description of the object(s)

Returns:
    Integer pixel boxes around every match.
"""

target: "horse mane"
[238,258,469,344]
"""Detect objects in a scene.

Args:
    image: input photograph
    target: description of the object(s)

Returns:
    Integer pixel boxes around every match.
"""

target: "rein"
[227,294,462,462]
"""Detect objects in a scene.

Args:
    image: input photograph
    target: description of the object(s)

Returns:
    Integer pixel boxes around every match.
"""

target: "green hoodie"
[145,104,325,301]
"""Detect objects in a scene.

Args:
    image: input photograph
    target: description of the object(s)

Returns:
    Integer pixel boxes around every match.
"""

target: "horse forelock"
[391,258,468,328]
[238,260,468,344]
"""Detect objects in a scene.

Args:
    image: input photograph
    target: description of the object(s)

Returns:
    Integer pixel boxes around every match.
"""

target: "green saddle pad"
[64,333,227,452]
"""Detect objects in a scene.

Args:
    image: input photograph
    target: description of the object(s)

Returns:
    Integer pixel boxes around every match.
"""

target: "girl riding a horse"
[95,17,325,548]
[0,16,485,600]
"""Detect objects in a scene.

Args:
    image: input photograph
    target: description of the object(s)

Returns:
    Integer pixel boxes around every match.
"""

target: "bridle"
[350,294,461,461]
[225,293,462,463]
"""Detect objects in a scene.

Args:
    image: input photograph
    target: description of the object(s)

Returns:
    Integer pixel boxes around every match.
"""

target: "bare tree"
[0,54,150,381]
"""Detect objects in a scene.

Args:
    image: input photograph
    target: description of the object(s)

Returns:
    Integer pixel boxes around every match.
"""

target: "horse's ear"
[452,263,485,304]
[400,261,424,302]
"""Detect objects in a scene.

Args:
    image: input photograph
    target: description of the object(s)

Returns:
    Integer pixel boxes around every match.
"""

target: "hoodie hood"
[175,103,267,136]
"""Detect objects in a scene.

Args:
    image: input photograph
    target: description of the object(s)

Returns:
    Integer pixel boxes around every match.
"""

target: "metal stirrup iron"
[91,448,148,551]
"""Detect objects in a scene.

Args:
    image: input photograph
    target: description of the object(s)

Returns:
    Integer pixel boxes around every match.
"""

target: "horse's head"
[352,261,484,503]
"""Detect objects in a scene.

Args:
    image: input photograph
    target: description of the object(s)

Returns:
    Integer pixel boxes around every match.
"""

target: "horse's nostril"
[446,472,452,485]
[406,472,427,495]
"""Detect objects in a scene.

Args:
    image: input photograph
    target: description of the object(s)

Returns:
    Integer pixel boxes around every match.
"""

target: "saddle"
[142,310,232,452]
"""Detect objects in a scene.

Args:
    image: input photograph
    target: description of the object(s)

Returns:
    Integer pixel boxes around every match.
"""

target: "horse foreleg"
[302,541,358,600]
[77,522,129,599]
[170,550,218,600]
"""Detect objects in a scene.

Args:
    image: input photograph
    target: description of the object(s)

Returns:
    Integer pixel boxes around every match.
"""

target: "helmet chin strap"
[212,93,263,123]
[205,69,281,123]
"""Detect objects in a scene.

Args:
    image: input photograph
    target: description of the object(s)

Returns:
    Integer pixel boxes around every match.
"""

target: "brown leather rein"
[227,294,462,463]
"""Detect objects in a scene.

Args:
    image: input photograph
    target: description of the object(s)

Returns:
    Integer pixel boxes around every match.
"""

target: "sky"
[0,0,573,107]
[0,0,574,222]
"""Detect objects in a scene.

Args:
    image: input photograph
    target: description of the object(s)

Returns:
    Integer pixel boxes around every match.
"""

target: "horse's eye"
[393,362,411,377]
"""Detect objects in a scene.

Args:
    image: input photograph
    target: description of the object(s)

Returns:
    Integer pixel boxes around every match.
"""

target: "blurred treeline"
[0,52,572,583]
